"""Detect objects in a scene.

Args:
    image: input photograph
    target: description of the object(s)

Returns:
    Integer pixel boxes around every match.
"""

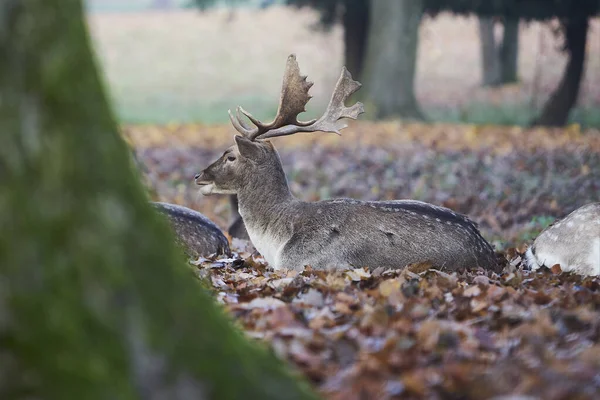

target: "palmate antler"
[228,54,364,141]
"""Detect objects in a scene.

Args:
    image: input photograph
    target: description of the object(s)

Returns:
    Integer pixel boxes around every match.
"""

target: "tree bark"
[478,17,501,86]
[0,1,318,399]
[533,17,589,127]
[479,17,519,86]
[363,0,425,120]
[342,0,369,81]
[500,17,519,84]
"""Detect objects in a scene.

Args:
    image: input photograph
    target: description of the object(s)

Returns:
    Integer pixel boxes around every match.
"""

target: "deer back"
[525,202,600,276]
[270,198,499,272]
[153,202,230,258]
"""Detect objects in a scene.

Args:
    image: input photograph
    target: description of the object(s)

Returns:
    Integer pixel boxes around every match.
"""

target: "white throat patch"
[245,223,287,269]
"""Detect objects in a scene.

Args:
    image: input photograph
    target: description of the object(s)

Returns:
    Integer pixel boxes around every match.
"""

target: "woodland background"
[84,0,600,246]
[4,1,597,399]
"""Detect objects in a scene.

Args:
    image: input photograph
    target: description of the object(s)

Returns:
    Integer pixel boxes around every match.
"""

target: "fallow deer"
[195,54,499,272]
[227,195,249,240]
[153,202,230,258]
[525,202,599,276]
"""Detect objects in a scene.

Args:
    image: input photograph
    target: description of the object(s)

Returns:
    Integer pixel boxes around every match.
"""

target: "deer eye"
[226,155,236,162]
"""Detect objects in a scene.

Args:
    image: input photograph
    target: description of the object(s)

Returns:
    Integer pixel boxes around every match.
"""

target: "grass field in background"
[87,7,600,127]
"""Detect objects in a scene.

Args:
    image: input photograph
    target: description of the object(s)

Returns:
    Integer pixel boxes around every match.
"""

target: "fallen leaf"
[241,296,286,309]
[551,264,562,274]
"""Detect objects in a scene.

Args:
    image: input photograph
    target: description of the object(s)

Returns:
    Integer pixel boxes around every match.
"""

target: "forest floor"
[90,7,600,126]
[129,122,600,399]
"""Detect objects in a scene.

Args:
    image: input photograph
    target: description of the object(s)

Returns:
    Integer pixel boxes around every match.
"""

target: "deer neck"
[235,166,295,267]
[236,167,294,219]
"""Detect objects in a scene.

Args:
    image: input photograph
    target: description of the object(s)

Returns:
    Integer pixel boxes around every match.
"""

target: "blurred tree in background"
[287,0,423,120]
[362,0,424,120]
[0,0,319,398]
[189,0,598,126]
[285,0,369,82]
[477,16,519,86]
[192,0,245,10]
[424,0,600,126]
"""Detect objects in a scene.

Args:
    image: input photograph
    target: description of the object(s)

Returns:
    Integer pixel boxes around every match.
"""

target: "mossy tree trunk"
[0,1,318,399]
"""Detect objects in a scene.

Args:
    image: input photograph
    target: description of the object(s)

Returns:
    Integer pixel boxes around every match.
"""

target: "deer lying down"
[153,202,230,258]
[525,203,600,276]
[227,195,250,240]
[195,54,499,272]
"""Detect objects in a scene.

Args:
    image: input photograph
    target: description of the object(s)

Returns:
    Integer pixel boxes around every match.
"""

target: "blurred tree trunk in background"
[0,0,318,399]
[500,17,519,83]
[534,17,588,126]
[342,0,369,81]
[478,16,519,86]
[478,17,500,86]
[363,0,424,120]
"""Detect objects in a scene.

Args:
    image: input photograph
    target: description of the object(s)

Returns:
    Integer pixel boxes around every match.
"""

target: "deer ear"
[234,135,261,158]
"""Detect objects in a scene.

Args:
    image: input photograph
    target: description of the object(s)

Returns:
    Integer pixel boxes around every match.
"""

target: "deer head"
[194,54,364,196]
[194,136,281,195]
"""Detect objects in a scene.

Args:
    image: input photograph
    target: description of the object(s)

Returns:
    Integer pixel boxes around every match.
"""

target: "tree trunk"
[362,0,425,120]
[342,0,369,81]
[478,17,501,86]
[479,17,519,86]
[0,1,318,399]
[533,17,589,127]
[500,17,519,83]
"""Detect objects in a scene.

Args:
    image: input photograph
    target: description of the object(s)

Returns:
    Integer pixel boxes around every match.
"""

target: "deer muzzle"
[194,170,217,195]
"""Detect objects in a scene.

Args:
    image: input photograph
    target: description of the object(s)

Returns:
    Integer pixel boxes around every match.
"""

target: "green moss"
[0,1,318,399]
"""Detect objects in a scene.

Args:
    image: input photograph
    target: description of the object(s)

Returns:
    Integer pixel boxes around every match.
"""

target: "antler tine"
[257,66,364,140]
[227,54,317,141]
[228,107,256,137]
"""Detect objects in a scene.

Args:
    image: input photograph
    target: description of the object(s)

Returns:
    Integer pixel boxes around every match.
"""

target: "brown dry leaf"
[417,320,441,352]
[325,274,348,290]
[430,269,459,289]
[334,301,353,315]
[407,261,434,274]
[378,279,401,297]
[551,264,563,274]
[470,298,489,313]
[344,268,371,282]
[487,285,507,302]
[335,292,355,304]
[401,370,428,396]
[463,285,482,298]
[473,275,490,287]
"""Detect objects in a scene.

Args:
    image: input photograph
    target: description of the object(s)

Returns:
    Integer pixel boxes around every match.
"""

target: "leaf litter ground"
[129,122,600,399]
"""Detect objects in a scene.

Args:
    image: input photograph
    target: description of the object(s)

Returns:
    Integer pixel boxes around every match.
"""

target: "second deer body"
[196,55,499,272]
